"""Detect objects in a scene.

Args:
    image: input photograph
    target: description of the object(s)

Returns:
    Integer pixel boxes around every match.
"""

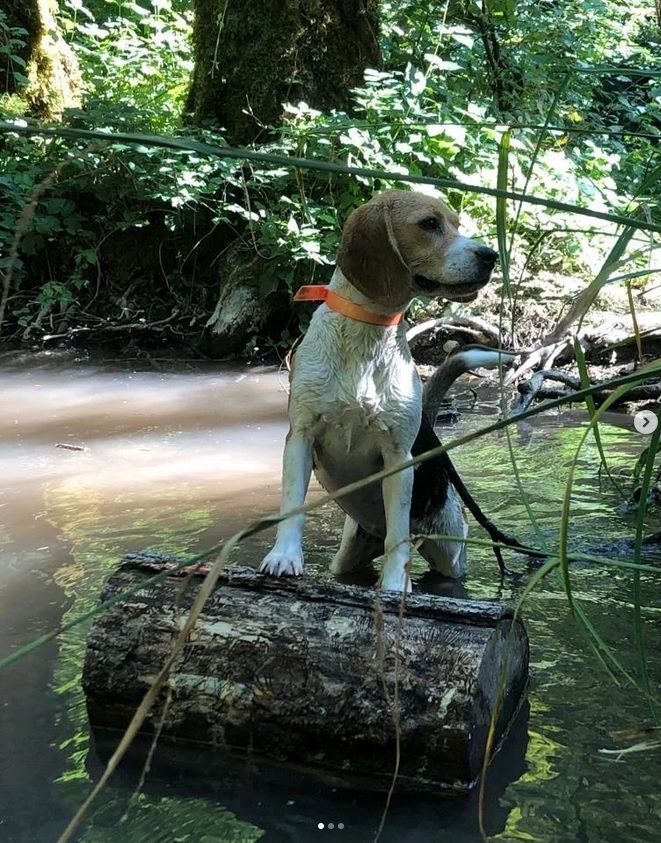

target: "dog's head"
[337,190,497,309]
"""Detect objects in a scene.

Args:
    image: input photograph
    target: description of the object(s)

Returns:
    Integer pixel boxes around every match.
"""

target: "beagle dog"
[260,190,498,592]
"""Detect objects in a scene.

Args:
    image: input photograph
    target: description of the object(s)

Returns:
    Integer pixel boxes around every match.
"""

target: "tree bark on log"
[83,553,529,793]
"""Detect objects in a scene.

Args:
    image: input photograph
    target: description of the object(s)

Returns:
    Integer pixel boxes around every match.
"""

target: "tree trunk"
[83,553,529,792]
[185,0,381,145]
[0,0,81,119]
[458,1,522,116]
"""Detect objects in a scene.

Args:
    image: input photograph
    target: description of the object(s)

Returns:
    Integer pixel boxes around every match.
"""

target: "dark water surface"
[0,353,659,843]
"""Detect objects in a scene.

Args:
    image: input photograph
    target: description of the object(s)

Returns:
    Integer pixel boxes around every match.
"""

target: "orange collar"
[293,285,403,327]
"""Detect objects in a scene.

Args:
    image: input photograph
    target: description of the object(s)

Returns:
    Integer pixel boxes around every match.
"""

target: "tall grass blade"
[478,554,561,836]
[1,122,661,233]
[418,533,661,575]
[508,72,570,258]
[547,224,638,342]
[632,439,661,481]
[0,543,224,670]
[573,338,622,493]
[625,281,644,366]
[507,73,570,339]
[632,408,661,719]
[496,129,512,295]
[503,417,548,545]
[558,369,661,623]
[574,603,645,691]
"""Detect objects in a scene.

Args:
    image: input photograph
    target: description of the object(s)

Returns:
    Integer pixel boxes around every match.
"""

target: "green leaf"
[424,55,461,72]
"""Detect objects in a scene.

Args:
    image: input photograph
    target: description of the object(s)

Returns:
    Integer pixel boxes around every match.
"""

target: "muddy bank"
[3,268,659,367]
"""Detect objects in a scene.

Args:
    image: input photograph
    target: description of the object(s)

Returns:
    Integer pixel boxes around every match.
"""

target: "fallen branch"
[41,311,182,341]
[504,337,574,385]
[513,369,580,413]
[513,370,661,414]
[407,314,503,345]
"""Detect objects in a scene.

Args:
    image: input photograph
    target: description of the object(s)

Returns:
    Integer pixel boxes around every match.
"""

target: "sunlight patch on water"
[0,359,659,842]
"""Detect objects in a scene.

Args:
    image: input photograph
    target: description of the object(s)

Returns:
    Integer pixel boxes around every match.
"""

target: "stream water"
[0,352,659,843]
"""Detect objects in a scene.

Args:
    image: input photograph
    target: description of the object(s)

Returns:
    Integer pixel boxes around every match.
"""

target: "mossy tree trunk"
[0,0,81,119]
[186,0,381,145]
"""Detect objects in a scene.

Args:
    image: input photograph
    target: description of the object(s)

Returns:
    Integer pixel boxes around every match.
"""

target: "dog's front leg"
[379,452,414,593]
[260,429,313,577]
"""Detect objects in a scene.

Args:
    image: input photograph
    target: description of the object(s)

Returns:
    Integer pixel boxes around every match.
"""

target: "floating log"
[83,553,529,793]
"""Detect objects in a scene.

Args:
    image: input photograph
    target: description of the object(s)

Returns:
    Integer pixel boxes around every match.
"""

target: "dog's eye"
[419,217,442,232]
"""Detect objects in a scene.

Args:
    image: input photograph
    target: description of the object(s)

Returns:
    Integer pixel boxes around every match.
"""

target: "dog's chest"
[293,319,422,447]
[322,364,398,424]
[310,346,420,435]
[310,365,420,500]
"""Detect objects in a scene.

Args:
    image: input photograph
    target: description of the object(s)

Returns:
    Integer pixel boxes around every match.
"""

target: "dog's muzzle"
[413,246,498,301]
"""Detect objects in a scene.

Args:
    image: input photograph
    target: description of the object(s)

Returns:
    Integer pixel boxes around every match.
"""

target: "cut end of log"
[83,553,529,793]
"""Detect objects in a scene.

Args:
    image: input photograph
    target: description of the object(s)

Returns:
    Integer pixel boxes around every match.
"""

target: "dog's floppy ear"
[337,197,411,306]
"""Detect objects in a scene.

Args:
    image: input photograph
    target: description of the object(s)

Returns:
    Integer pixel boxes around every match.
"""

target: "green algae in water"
[31,389,661,842]
[47,483,262,841]
[79,793,263,843]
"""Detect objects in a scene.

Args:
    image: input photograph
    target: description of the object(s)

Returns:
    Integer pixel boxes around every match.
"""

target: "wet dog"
[260,190,497,591]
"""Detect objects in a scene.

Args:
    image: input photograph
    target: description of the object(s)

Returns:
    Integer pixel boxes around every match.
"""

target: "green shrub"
[0,0,658,342]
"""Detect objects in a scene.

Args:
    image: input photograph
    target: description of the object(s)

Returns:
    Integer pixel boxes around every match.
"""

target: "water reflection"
[0,355,659,842]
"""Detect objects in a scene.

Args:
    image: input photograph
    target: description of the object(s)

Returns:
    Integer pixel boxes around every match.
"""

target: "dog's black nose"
[476,246,498,267]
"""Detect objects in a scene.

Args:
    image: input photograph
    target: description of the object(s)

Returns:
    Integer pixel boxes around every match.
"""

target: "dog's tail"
[421,345,538,573]
[422,345,516,424]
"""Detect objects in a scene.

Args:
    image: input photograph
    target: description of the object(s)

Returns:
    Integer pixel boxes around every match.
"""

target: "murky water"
[0,353,659,843]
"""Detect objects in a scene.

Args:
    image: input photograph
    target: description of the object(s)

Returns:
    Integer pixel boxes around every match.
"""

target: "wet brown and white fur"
[260,190,498,592]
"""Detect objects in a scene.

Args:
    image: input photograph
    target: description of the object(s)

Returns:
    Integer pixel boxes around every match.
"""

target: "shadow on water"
[85,700,529,843]
[0,353,659,842]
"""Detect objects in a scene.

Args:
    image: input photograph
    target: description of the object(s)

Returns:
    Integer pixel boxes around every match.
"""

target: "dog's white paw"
[446,551,467,578]
[379,568,413,593]
[259,550,304,577]
[438,541,468,578]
